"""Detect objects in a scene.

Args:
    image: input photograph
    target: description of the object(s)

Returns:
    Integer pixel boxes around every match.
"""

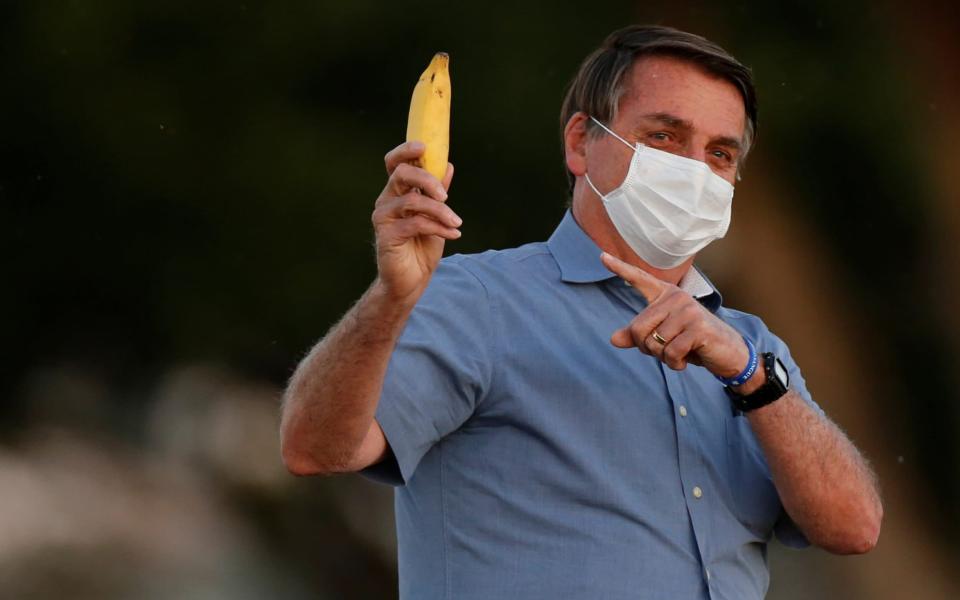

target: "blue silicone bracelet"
[715,336,758,387]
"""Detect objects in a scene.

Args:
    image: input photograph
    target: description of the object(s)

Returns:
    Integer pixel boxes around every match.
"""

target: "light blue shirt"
[362,210,818,600]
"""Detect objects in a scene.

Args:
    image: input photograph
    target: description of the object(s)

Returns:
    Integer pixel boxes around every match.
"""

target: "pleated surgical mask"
[584,116,734,269]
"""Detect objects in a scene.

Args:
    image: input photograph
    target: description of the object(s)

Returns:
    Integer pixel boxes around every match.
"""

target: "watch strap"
[726,352,789,413]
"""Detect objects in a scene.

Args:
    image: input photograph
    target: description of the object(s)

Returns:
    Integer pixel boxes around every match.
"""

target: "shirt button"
[693,486,703,499]
[705,568,711,581]
[679,405,688,417]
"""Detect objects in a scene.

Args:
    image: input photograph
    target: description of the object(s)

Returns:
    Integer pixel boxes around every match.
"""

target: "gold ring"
[652,331,668,345]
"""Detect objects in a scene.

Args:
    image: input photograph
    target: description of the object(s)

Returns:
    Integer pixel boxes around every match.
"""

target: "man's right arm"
[280,142,460,476]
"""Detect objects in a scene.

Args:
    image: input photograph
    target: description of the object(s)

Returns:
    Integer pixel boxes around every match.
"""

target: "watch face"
[773,358,789,387]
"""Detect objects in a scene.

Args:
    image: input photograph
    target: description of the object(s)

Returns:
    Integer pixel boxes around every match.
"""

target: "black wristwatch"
[725,352,789,413]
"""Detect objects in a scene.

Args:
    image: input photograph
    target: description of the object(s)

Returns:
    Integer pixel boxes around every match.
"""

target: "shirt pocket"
[725,416,783,539]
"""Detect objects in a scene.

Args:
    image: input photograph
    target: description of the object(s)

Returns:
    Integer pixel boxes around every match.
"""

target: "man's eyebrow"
[635,112,691,129]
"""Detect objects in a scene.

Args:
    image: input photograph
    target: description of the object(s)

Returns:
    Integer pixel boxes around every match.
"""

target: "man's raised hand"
[372,141,459,305]
[600,252,750,379]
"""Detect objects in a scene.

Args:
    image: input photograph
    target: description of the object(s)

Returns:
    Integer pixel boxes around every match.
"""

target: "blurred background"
[2,0,958,598]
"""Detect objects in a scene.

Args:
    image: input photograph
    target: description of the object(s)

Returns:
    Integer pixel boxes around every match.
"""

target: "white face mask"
[584,116,734,269]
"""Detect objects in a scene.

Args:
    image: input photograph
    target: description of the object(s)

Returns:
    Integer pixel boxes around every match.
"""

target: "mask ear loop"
[584,116,639,201]
[589,116,638,151]
[583,173,606,200]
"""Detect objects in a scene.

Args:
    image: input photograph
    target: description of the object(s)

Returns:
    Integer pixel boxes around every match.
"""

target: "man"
[280,25,882,599]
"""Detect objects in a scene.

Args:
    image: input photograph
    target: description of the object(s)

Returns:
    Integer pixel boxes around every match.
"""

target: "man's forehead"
[623,54,738,91]
[619,55,747,135]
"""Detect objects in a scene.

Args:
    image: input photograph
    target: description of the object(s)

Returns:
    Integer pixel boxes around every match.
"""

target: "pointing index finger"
[600,252,666,303]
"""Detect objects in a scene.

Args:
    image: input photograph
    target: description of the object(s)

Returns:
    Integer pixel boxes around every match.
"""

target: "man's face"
[584,55,747,191]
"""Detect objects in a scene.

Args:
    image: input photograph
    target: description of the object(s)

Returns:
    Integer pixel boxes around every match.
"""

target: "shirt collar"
[678,265,716,299]
[547,210,617,284]
[546,210,724,311]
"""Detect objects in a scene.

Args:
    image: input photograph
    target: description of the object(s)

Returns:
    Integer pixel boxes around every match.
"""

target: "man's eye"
[711,149,733,162]
[647,131,673,142]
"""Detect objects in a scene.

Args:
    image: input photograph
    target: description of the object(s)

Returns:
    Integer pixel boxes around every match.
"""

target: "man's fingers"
[610,298,673,350]
[662,330,698,370]
[388,163,448,202]
[611,327,636,348]
[441,162,454,191]
[600,252,666,304]
[610,294,697,359]
[393,214,462,242]
[641,305,686,355]
[375,193,462,229]
[384,141,426,175]
[610,295,677,351]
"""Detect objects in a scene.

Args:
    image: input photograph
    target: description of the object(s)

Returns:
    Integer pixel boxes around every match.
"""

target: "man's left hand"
[600,252,748,379]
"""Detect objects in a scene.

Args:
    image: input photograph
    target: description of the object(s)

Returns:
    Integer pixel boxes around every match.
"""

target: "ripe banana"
[406,52,451,181]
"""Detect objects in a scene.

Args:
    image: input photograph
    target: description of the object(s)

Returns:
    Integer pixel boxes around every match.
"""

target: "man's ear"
[563,112,589,177]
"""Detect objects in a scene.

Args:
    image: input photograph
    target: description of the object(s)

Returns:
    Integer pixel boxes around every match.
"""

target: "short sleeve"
[758,326,826,420]
[360,257,494,487]
[774,508,810,548]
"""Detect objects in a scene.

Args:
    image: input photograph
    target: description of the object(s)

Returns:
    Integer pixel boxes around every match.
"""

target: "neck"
[571,181,694,286]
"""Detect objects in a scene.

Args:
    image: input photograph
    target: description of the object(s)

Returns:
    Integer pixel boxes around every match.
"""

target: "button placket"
[660,364,713,581]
